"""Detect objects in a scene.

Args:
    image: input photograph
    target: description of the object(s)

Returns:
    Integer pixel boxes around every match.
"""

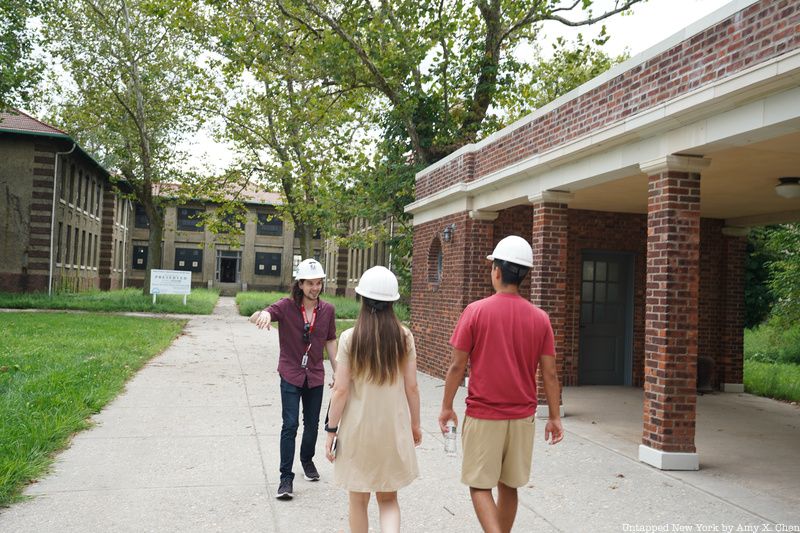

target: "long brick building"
[0,110,321,295]
[406,0,800,470]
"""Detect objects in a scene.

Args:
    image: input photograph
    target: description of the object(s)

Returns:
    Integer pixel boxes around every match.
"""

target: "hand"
[250,310,272,330]
[412,425,422,447]
[544,418,564,445]
[438,408,458,435]
[325,432,336,462]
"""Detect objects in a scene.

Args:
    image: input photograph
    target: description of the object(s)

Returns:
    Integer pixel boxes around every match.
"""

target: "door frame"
[215,249,242,284]
[578,250,635,386]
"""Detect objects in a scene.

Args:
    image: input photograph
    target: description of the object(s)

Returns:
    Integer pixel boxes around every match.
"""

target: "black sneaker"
[276,478,293,500]
[302,461,320,481]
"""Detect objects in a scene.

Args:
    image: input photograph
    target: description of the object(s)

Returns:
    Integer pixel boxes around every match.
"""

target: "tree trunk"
[142,207,163,295]
[297,222,314,262]
[281,223,295,290]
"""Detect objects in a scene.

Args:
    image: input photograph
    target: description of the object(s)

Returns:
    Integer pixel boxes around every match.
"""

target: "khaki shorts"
[461,415,535,489]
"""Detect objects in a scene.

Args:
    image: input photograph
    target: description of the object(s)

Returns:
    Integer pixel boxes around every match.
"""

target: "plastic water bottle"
[444,420,457,457]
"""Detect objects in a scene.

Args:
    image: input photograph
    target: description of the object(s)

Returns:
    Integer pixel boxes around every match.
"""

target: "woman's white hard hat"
[295,258,325,280]
[487,235,534,268]
[355,265,401,302]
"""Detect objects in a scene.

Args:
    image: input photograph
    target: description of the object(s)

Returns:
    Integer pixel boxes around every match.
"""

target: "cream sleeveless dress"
[333,327,419,492]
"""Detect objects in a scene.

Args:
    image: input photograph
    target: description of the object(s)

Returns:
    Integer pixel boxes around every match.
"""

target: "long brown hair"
[349,298,407,385]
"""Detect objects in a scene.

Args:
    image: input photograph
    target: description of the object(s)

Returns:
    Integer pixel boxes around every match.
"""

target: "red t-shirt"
[450,292,555,420]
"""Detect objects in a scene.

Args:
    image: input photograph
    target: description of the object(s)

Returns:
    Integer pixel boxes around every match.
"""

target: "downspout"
[49,143,77,297]
[387,215,394,271]
[122,198,130,288]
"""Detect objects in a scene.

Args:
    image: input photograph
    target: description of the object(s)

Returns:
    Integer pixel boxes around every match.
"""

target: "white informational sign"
[150,269,192,305]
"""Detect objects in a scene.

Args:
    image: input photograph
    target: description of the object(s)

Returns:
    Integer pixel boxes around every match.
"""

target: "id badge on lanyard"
[300,306,318,369]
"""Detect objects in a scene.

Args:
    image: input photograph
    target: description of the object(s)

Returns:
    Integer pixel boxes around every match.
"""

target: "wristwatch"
[324,423,338,433]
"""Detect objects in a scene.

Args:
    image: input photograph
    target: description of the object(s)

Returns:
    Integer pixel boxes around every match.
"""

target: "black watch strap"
[324,423,338,433]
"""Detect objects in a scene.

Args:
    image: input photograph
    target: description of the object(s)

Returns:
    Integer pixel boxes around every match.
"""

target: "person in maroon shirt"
[439,236,564,533]
[250,258,338,500]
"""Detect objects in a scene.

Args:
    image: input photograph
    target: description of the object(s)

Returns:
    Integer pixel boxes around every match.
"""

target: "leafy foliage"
[41,0,214,292]
[0,0,42,109]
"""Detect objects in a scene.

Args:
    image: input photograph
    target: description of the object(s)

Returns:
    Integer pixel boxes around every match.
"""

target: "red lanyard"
[300,304,318,356]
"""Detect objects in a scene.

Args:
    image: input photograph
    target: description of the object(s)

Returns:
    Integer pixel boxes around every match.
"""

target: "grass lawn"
[0,288,219,315]
[744,319,800,403]
[236,291,409,321]
[0,312,185,506]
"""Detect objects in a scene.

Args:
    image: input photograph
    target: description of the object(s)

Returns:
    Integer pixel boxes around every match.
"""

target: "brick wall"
[721,233,747,385]
[567,210,648,387]
[410,212,494,378]
[699,219,724,387]
[416,0,799,199]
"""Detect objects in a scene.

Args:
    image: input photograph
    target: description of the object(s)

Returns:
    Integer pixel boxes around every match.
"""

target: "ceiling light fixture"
[775,177,800,199]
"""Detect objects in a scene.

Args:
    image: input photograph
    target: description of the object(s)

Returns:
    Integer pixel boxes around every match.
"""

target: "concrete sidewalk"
[1,297,797,532]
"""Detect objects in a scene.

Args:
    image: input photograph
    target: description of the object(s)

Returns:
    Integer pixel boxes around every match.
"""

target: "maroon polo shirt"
[266,297,336,388]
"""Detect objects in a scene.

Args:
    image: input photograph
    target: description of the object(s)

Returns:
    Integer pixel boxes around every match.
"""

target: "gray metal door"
[578,252,633,385]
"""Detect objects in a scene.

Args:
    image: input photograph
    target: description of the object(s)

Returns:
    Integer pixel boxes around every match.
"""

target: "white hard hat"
[355,266,400,302]
[487,235,533,268]
[295,258,325,280]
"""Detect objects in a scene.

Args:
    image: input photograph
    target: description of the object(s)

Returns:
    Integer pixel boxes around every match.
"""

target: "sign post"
[150,269,192,305]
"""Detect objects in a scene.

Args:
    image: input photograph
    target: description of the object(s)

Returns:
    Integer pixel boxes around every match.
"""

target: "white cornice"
[406,48,800,221]
[639,155,712,176]
[528,191,575,205]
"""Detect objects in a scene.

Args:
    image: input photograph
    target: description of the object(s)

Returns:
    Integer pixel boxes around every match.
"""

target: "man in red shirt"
[439,235,564,533]
[251,258,338,500]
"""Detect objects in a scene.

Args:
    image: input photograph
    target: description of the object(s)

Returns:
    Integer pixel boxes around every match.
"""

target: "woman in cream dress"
[325,266,421,533]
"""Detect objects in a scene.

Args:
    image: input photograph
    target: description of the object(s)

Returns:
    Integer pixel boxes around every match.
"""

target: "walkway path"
[1,297,796,532]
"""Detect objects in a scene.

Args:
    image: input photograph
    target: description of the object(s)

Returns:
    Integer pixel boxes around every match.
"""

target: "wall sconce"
[775,177,800,199]
[442,223,456,243]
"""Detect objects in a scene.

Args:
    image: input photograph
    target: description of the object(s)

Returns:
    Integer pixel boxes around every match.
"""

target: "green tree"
[199,1,372,271]
[281,0,643,165]
[41,0,211,293]
[765,223,800,324]
[0,0,42,109]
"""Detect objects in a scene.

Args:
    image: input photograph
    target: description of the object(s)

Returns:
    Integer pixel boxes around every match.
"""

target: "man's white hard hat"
[295,258,325,280]
[487,235,534,268]
[355,266,401,302]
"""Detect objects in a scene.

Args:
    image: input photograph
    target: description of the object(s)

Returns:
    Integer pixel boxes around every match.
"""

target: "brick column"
[720,226,748,392]
[529,192,570,418]
[638,155,709,471]
[98,188,117,290]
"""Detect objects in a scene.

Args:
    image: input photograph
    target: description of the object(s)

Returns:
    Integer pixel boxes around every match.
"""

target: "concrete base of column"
[639,445,699,470]
[535,404,565,419]
[722,383,745,393]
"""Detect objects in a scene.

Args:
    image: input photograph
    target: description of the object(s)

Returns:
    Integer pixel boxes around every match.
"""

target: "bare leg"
[349,491,370,533]
[496,482,518,533]
[469,487,502,533]
[376,491,400,533]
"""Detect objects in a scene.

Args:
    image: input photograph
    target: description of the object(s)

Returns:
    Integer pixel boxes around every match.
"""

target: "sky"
[180,0,734,174]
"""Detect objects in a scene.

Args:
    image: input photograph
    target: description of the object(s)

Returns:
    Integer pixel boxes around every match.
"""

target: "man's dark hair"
[493,259,530,286]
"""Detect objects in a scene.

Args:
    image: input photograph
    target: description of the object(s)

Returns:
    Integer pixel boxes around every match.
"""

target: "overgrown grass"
[0,288,219,315]
[0,313,185,506]
[744,319,800,365]
[236,291,409,321]
[744,361,800,403]
[744,317,800,402]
